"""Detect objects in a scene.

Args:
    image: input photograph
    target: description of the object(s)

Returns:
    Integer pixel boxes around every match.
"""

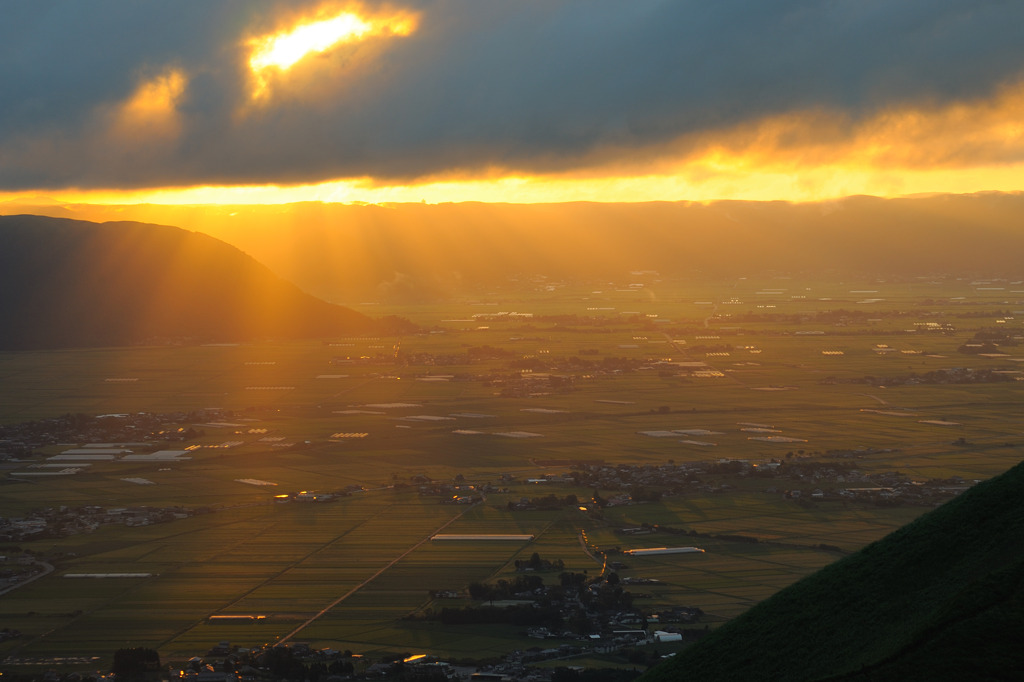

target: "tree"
[111,647,160,681]
[560,571,587,589]
[263,646,306,680]
[468,581,493,601]
[329,659,355,676]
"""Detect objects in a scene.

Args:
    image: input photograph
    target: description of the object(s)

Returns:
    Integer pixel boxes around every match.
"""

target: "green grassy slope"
[641,460,1024,682]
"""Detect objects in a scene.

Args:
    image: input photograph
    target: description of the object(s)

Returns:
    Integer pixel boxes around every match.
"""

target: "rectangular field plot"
[601,493,926,551]
[3,295,1023,665]
[621,543,839,618]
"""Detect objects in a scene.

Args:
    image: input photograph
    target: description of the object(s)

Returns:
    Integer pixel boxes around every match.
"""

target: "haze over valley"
[3,2,1024,680]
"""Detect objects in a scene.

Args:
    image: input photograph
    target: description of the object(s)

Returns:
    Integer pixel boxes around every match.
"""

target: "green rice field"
[1,276,1022,668]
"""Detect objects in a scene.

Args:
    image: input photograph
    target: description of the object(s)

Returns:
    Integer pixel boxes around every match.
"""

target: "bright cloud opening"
[247,8,417,100]
[250,13,372,72]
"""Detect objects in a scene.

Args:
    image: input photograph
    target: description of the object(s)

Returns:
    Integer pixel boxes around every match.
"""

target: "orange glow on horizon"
[8,158,1024,206]
[7,161,1024,209]
[4,78,1024,207]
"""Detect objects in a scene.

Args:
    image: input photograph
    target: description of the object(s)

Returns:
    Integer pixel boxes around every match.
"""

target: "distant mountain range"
[640,460,1024,681]
[10,192,1021,303]
[0,215,379,350]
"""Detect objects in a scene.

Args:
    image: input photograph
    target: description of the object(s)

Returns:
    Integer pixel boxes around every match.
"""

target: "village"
[0,286,1015,678]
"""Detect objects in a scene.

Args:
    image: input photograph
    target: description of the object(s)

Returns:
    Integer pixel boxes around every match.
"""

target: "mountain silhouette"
[0,215,379,349]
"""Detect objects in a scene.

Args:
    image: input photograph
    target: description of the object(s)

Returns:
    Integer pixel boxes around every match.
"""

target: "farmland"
[1,274,1022,671]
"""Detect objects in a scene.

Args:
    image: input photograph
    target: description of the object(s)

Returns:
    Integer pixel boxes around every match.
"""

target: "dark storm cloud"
[2,0,1024,189]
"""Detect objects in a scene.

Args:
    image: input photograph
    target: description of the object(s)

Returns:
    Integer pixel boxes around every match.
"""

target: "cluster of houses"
[508,458,977,509]
[0,409,226,460]
[821,366,1021,386]
[0,504,194,542]
[160,624,685,682]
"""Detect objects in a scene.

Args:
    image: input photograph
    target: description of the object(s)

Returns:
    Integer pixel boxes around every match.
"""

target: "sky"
[3,0,1024,205]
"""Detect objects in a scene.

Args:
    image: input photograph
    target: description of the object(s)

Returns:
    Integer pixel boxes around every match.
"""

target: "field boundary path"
[578,531,604,570]
[0,560,53,596]
[277,497,483,644]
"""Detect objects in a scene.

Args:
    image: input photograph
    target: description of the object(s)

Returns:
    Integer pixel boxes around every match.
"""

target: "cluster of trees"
[111,647,161,681]
[823,368,1014,386]
[952,328,1018,356]
[551,666,643,682]
[509,494,579,511]
[432,604,562,628]
[514,551,566,571]
[423,572,637,634]
[261,647,355,681]
[106,646,361,682]
[467,574,544,601]
[588,575,635,612]
[457,569,636,628]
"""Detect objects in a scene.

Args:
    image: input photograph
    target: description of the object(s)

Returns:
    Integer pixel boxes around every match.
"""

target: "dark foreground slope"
[641,460,1024,682]
[0,215,378,349]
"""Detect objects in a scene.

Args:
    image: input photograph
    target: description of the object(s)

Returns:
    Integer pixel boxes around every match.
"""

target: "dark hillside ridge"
[640,459,1024,682]
[0,215,377,349]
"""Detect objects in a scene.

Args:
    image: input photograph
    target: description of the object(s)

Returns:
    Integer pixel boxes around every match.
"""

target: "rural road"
[0,560,54,596]
[578,531,606,574]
